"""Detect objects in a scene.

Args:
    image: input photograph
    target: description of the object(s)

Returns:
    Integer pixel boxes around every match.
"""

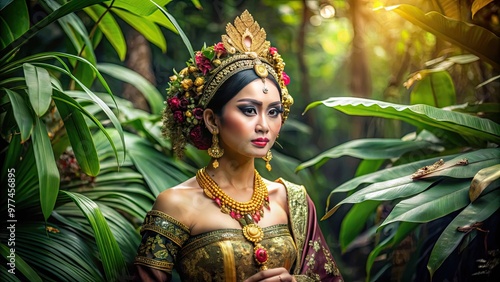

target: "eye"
[268,107,283,117]
[238,106,257,116]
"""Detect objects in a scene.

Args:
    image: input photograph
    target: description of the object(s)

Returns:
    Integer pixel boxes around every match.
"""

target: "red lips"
[251,137,269,147]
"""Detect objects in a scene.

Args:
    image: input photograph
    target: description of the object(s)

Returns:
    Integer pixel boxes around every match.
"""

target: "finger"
[244,268,287,282]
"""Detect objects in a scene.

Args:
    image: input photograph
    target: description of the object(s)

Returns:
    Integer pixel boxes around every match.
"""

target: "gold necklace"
[196,167,271,270]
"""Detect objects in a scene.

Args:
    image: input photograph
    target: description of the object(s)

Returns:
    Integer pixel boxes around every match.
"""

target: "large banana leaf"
[324,148,499,218]
[296,138,443,171]
[384,4,500,70]
[427,189,500,278]
[379,179,471,228]
[304,97,500,146]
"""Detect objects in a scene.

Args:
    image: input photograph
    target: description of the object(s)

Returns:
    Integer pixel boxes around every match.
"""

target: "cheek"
[270,117,282,133]
[221,114,250,136]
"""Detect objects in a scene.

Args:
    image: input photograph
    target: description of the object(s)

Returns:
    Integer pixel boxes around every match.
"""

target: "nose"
[256,114,269,134]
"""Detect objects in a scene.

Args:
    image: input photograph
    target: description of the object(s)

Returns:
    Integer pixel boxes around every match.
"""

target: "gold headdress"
[163,10,293,156]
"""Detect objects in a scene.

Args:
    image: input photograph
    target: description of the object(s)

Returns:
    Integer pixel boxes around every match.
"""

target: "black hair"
[206,69,281,115]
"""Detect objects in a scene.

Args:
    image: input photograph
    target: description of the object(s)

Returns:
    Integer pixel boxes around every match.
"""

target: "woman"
[134,10,342,282]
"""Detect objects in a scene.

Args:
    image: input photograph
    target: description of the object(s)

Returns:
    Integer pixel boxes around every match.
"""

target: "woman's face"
[217,78,282,159]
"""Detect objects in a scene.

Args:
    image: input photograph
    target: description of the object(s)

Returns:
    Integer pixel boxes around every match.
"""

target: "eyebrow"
[236,98,282,107]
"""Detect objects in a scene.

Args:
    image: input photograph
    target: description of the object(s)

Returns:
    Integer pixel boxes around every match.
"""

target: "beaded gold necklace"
[196,167,271,270]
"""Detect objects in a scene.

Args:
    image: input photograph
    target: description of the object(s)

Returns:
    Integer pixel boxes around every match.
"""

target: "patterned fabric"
[177,225,296,281]
[134,210,190,273]
[279,179,342,282]
[134,179,343,282]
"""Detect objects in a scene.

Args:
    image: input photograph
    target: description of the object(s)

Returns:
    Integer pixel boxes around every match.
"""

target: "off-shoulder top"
[135,210,297,281]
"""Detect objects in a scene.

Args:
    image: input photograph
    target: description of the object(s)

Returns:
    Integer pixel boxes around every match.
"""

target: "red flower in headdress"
[195,51,213,75]
[214,42,226,57]
[282,71,290,86]
[189,125,211,149]
[167,97,181,111]
[173,111,184,123]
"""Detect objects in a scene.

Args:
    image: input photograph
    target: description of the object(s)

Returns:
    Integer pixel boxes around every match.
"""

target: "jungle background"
[1,0,499,281]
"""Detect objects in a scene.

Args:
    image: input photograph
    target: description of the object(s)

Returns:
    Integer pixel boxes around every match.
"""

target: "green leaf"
[53,90,100,176]
[355,159,385,177]
[23,63,52,117]
[385,4,500,70]
[127,134,190,196]
[1,244,43,282]
[44,0,96,65]
[44,0,97,87]
[109,0,171,16]
[339,201,380,252]
[149,1,194,61]
[4,88,33,142]
[366,222,419,279]
[112,9,166,52]
[32,118,60,221]
[469,164,500,202]
[410,71,456,108]
[25,54,125,166]
[15,223,104,281]
[60,191,127,281]
[296,138,441,171]
[84,5,126,61]
[0,0,28,49]
[380,179,470,228]
[427,189,500,278]
[304,97,500,146]
[97,63,164,114]
[145,9,177,32]
[0,0,107,61]
[0,133,21,184]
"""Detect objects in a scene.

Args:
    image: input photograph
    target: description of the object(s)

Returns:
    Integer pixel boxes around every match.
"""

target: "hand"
[243,267,296,282]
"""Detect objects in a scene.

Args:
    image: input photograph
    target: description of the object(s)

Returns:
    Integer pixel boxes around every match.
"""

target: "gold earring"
[263,150,273,171]
[208,131,224,168]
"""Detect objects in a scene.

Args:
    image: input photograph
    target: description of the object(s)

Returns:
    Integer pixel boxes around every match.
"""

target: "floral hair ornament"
[162,10,293,157]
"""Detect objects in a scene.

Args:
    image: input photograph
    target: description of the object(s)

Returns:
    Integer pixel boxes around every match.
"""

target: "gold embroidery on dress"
[135,211,190,272]
[305,238,341,277]
[278,178,308,276]
[175,224,297,281]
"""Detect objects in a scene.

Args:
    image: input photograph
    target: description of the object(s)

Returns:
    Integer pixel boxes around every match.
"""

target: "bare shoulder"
[152,177,202,227]
[263,177,288,208]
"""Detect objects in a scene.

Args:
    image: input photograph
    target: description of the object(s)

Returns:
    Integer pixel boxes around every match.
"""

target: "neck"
[205,157,256,191]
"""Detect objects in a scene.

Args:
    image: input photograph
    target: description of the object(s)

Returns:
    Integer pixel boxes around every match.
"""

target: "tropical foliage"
[0,0,194,280]
[298,1,500,281]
